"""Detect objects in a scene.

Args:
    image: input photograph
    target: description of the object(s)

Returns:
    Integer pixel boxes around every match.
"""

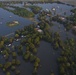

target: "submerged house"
[72,26,76,30]
[72,26,76,34]
[58,16,66,22]
[59,16,65,20]
[6,43,12,47]
[35,28,43,33]
[52,7,56,11]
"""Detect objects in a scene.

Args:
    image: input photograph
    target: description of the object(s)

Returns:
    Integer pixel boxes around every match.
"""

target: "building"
[35,28,43,33]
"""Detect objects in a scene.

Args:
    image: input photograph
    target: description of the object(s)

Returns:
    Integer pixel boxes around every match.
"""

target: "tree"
[35,57,40,63]
[0,41,4,49]
[50,72,55,75]
[11,59,16,65]
[54,42,59,49]
[18,45,23,55]
[60,66,65,75]
[6,72,10,75]
[28,38,32,43]
[15,34,19,39]
[11,66,16,71]
[9,37,14,43]
[4,62,12,69]
[33,68,37,75]
[15,60,21,66]
[33,48,37,54]
[15,69,20,75]
[23,51,30,60]
[29,43,35,50]
[0,64,3,68]
[34,62,39,68]
[12,52,17,58]
[30,54,36,62]
[34,37,40,45]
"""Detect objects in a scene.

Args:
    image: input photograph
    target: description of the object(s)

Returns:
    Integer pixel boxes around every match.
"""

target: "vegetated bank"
[4,6,34,18]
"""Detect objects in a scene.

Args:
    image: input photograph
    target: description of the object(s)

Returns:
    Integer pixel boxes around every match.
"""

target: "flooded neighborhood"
[0,0,76,75]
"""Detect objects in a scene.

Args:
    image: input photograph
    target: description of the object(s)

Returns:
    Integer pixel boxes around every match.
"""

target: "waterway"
[0,8,32,36]
[0,2,76,75]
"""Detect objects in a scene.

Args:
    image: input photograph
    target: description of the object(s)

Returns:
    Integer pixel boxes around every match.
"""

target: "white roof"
[52,8,56,11]
[37,29,43,33]
[73,26,76,29]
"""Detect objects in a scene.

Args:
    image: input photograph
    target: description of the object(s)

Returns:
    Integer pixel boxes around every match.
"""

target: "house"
[15,38,21,42]
[6,44,12,47]
[59,16,66,21]
[1,51,3,53]
[59,16,65,20]
[21,35,24,38]
[15,39,20,42]
[52,7,56,11]
[46,9,49,12]
[47,14,50,17]
[8,44,12,46]
[73,26,76,28]
[4,55,6,58]
[37,29,43,33]
[36,25,40,28]
[21,35,26,38]
[72,26,76,30]
[35,28,43,33]
[9,16,12,18]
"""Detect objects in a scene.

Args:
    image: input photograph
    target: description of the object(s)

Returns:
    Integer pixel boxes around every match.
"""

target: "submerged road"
[4,32,14,37]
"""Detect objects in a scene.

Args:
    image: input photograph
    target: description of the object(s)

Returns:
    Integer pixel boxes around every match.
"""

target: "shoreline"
[0,0,76,6]
[57,0,76,6]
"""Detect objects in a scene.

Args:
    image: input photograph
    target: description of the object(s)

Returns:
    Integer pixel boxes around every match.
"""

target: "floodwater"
[0,2,76,75]
[34,3,76,39]
[0,8,32,36]
[58,0,76,6]
[37,41,61,75]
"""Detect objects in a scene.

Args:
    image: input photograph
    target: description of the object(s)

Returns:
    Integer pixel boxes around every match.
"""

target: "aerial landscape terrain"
[0,0,76,75]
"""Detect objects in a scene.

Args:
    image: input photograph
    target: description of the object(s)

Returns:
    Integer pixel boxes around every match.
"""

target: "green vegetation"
[0,2,2,7]
[29,5,42,14]
[0,2,76,75]
[64,8,76,34]
[58,38,76,75]
[0,8,53,75]
[13,7,34,18]
[52,9,76,32]
[4,6,34,18]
